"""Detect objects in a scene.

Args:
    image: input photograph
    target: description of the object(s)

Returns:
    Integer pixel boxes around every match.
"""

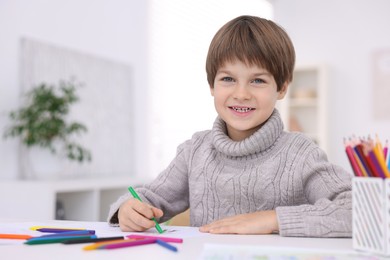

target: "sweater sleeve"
[275,146,353,238]
[107,140,191,225]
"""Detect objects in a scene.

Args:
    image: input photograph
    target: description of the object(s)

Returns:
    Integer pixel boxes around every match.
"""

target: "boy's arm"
[200,147,352,237]
[276,147,353,238]
[199,210,279,234]
[107,140,191,225]
[107,192,131,225]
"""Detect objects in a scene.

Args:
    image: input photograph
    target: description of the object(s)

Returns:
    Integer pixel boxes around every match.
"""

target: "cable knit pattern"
[108,109,352,237]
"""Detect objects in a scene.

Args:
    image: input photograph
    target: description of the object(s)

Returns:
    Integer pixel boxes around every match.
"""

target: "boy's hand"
[199,210,278,234]
[118,198,163,232]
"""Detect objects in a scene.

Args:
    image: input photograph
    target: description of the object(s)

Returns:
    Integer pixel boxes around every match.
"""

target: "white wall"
[0,0,149,179]
[273,0,390,170]
[3,0,390,180]
[0,0,272,180]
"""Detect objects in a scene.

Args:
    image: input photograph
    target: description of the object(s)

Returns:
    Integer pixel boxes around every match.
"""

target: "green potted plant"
[4,79,92,163]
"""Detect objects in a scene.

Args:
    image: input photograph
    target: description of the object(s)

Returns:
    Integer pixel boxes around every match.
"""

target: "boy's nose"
[233,85,251,100]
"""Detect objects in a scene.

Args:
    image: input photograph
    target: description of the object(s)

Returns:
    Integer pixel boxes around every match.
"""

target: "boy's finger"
[130,208,157,229]
[120,217,145,232]
[131,199,155,219]
[152,207,164,218]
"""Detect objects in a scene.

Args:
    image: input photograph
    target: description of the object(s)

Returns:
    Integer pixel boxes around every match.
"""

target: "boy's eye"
[252,78,265,84]
[222,77,234,82]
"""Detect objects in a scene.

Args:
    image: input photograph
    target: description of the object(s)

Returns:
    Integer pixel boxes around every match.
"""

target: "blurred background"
[1,0,390,221]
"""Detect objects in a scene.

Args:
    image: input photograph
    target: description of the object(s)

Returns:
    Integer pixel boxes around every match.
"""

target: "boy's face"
[210,60,287,141]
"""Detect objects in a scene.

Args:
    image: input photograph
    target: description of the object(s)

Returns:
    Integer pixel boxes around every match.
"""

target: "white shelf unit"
[0,177,149,222]
[277,64,328,153]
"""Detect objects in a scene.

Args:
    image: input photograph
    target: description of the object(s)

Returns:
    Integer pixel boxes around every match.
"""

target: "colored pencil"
[374,136,390,177]
[362,140,381,178]
[375,134,385,160]
[368,151,386,179]
[353,151,368,177]
[344,140,362,177]
[354,141,372,176]
[387,145,390,172]
[373,145,390,178]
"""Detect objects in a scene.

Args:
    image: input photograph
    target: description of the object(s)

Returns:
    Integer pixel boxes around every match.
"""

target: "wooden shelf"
[0,176,150,221]
[277,64,328,153]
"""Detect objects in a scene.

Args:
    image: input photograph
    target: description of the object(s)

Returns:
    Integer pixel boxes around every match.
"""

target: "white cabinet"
[0,177,149,221]
[277,64,328,153]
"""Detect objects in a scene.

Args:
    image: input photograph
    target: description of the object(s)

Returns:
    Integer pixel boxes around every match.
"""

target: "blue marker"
[156,239,178,252]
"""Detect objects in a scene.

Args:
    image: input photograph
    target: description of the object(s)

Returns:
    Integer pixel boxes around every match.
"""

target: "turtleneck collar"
[211,109,284,157]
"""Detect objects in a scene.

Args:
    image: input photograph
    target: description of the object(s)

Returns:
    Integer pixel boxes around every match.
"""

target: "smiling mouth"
[229,106,255,113]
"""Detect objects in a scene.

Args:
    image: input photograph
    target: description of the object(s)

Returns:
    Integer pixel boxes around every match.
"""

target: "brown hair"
[206,15,295,91]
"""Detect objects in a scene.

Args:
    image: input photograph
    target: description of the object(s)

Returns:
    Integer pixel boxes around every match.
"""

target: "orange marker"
[0,234,33,240]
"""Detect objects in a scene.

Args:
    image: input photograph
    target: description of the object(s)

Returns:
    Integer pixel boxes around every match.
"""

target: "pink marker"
[102,238,156,249]
[127,234,183,243]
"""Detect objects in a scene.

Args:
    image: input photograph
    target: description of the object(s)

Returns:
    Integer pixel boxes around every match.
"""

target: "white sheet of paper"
[199,244,380,260]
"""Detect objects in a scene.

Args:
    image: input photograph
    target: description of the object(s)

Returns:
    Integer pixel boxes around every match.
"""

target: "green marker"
[128,186,164,234]
[25,235,95,245]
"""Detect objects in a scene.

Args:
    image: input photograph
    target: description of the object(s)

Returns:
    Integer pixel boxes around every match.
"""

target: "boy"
[108,15,352,237]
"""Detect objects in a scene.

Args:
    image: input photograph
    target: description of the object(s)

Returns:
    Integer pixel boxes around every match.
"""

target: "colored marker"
[156,239,178,252]
[62,236,124,244]
[82,238,134,250]
[101,238,156,250]
[0,234,33,240]
[39,230,96,238]
[127,234,183,243]
[25,235,96,245]
[30,226,85,231]
[128,186,164,234]
[36,228,95,233]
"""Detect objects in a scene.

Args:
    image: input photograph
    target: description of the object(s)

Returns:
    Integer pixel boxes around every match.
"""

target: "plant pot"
[21,146,67,180]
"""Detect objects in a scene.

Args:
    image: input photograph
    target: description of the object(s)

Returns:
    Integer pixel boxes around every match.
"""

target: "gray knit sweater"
[108,109,352,237]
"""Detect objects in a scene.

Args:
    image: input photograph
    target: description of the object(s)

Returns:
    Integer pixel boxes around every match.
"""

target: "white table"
[0,219,380,260]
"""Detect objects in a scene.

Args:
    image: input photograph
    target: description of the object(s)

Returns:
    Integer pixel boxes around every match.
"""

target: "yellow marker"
[83,238,136,251]
[30,226,85,231]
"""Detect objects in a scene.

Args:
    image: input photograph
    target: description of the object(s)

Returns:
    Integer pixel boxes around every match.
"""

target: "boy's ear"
[277,82,289,100]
